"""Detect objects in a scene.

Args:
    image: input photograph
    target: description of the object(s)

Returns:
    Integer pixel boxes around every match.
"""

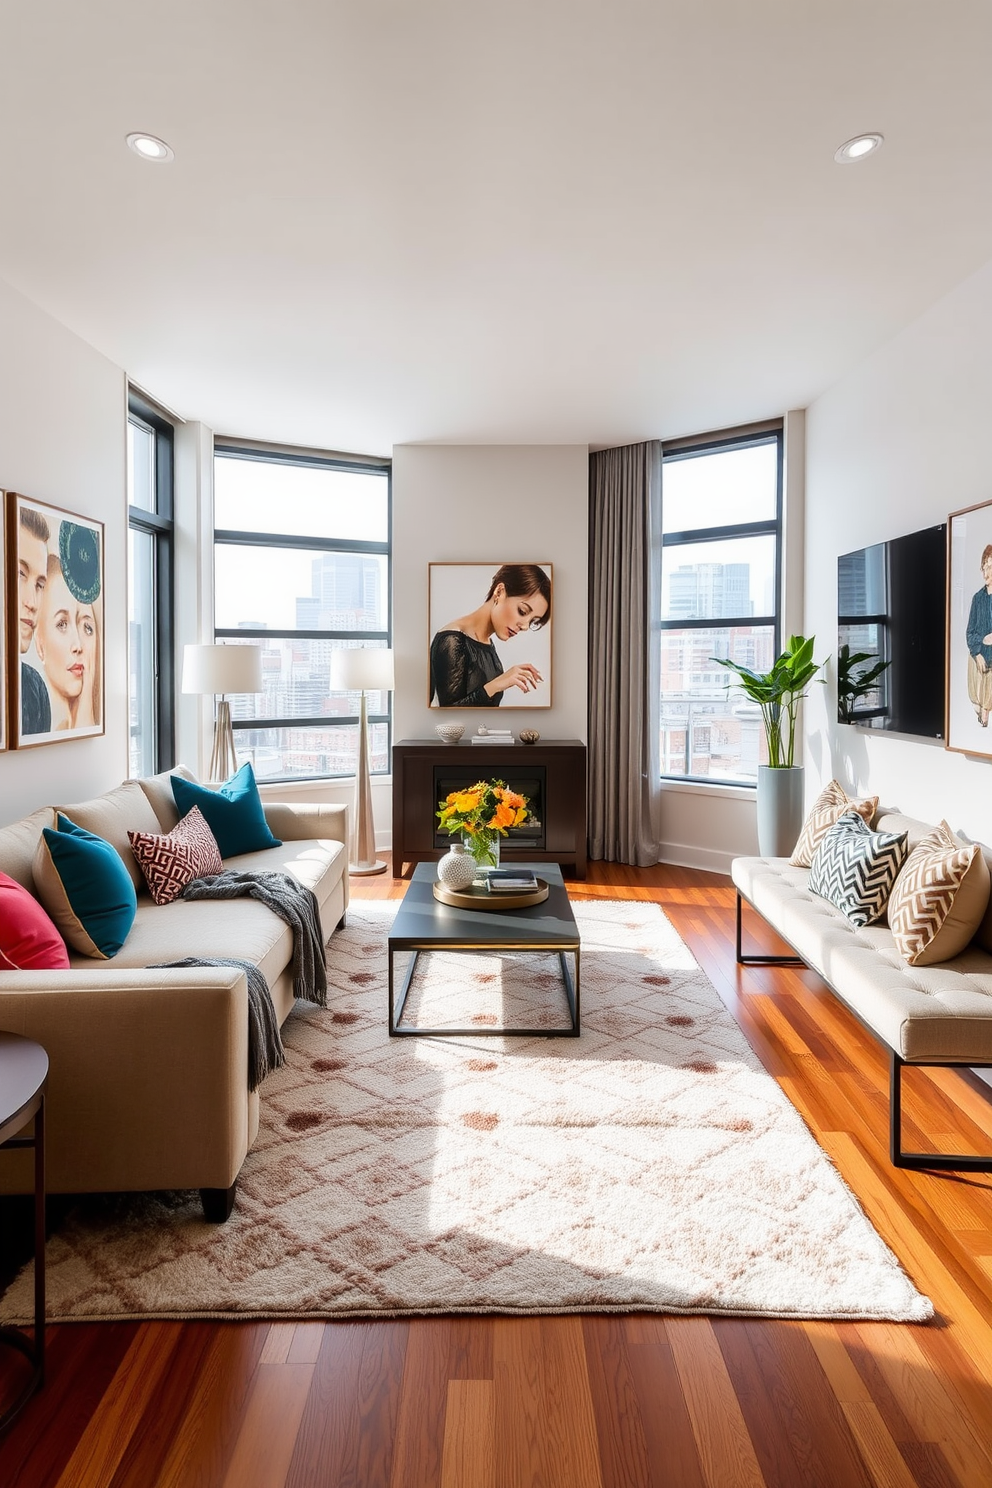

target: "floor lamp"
[330,647,394,875]
[182,643,263,782]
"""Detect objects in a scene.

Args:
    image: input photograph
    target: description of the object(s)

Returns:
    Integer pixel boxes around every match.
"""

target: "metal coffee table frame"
[388,862,580,1037]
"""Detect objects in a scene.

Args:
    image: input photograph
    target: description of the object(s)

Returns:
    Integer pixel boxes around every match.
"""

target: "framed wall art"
[7,492,105,748]
[947,498,992,759]
[428,562,553,709]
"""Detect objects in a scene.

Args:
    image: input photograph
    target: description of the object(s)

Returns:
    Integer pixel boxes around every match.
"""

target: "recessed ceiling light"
[834,133,883,164]
[126,132,174,163]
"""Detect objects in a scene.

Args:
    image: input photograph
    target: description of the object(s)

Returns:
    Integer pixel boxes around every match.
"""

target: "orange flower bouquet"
[436,779,530,869]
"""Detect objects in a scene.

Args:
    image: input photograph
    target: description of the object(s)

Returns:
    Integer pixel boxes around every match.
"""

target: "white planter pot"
[756,766,804,859]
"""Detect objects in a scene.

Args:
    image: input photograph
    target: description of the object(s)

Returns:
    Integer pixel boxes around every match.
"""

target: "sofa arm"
[0,966,252,1194]
[263,800,349,847]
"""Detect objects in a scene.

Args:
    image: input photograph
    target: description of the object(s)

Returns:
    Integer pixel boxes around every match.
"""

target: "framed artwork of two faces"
[4,492,104,749]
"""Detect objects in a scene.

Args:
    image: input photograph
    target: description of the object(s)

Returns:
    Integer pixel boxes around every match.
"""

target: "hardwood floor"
[1,860,991,1487]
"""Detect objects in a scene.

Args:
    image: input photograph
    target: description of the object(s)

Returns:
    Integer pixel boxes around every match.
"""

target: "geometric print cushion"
[887,820,991,966]
[808,811,909,928]
[127,805,223,907]
[790,778,879,867]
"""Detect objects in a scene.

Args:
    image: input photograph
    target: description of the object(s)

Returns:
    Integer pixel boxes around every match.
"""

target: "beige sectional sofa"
[0,767,349,1219]
[733,809,992,1173]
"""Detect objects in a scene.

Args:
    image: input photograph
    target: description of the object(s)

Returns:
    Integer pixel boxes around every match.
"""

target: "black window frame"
[127,390,175,774]
[213,442,392,782]
[659,424,785,787]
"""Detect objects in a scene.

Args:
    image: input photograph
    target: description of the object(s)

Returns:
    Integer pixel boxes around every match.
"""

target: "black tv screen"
[837,524,946,738]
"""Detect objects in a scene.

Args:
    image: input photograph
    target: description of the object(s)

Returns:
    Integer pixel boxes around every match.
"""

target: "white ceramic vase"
[436,840,477,890]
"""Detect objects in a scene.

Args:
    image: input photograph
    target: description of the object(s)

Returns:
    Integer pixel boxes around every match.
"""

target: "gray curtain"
[588,441,663,865]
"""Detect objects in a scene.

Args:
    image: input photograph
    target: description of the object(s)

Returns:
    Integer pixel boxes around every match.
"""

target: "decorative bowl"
[435,723,465,744]
[518,729,541,745]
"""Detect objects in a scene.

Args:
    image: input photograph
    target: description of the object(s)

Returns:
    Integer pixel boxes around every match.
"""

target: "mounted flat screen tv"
[837,523,946,738]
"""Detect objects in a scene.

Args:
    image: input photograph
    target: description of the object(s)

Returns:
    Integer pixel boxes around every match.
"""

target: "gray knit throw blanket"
[183,870,328,1008]
[152,870,327,1092]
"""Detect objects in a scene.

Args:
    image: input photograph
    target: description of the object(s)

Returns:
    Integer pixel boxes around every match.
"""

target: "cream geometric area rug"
[1,901,931,1324]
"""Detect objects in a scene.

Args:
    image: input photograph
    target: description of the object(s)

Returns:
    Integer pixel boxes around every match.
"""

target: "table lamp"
[182,643,263,783]
[330,647,394,875]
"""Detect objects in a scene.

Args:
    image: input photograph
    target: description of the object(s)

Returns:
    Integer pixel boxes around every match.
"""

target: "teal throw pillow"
[171,762,281,859]
[33,814,138,959]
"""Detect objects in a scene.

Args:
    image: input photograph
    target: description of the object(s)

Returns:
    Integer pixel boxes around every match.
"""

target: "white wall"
[805,256,992,839]
[392,445,589,743]
[0,276,128,823]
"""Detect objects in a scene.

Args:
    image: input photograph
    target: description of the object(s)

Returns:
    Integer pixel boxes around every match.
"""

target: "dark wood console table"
[391,738,587,879]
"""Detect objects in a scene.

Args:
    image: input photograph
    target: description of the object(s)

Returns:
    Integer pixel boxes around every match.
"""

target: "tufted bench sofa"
[732,810,992,1172]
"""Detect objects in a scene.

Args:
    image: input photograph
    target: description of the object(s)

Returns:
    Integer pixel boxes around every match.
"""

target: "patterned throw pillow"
[808,811,908,928]
[790,779,879,867]
[888,821,991,966]
[128,806,223,906]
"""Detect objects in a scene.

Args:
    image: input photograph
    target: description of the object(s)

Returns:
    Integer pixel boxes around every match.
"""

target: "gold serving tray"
[432,878,550,911]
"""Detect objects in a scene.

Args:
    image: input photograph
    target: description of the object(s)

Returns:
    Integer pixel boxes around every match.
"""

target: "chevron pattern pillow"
[128,805,223,906]
[790,779,879,867]
[888,821,991,966]
[808,811,908,927]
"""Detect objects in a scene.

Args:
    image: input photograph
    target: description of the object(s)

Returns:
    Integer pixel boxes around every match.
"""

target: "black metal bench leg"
[735,891,805,967]
[890,1052,992,1172]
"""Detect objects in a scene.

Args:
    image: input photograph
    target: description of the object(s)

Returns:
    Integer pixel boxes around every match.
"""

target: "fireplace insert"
[433,765,546,851]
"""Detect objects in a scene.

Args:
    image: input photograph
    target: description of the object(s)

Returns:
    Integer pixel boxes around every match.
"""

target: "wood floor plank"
[852,1321,992,1488]
[220,1362,316,1488]
[841,1401,920,1488]
[536,1316,603,1488]
[388,1320,451,1488]
[52,1323,183,1488]
[0,1323,138,1488]
[493,1318,548,1488]
[666,1318,766,1488]
[143,1321,269,1488]
[580,1316,655,1488]
[626,1329,707,1488]
[440,1379,495,1488]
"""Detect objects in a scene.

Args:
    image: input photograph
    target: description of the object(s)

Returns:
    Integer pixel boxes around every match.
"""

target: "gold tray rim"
[432,877,550,911]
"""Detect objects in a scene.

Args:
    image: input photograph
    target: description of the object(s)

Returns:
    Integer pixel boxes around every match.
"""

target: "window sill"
[659,778,757,803]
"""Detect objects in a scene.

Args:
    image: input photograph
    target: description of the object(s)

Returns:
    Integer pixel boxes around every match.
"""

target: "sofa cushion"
[0,807,56,891]
[0,870,70,969]
[128,806,224,906]
[100,836,345,992]
[172,763,281,858]
[888,821,990,966]
[34,814,138,959]
[59,779,164,891]
[138,763,197,833]
[790,779,879,868]
[808,811,908,928]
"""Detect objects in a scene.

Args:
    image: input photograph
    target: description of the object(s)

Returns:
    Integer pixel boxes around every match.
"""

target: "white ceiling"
[1,1,990,455]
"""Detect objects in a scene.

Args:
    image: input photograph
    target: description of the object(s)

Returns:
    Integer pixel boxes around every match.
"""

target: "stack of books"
[486,868,538,893]
[471,729,515,745]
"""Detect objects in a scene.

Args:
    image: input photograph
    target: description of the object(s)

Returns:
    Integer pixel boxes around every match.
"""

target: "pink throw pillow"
[0,870,71,969]
[128,805,223,906]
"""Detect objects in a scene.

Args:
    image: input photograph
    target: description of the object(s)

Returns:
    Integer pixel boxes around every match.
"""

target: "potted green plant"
[837,643,889,724]
[713,634,825,857]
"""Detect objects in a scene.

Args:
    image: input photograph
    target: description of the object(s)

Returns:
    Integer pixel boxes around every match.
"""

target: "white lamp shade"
[330,647,394,692]
[182,643,263,695]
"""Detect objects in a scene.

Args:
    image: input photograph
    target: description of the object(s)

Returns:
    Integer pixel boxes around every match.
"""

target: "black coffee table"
[388,862,580,1037]
[0,1032,48,1433]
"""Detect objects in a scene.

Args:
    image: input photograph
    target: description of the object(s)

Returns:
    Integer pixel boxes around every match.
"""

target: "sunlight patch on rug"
[0,901,932,1323]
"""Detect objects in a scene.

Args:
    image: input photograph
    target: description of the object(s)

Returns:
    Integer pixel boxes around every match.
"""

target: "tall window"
[127,392,175,777]
[660,427,783,785]
[213,445,391,781]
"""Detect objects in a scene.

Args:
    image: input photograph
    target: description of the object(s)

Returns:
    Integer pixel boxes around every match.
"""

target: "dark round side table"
[0,1033,48,1434]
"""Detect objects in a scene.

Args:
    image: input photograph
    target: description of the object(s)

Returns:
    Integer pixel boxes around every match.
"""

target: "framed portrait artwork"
[7,492,105,748]
[946,498,992,759]
[428,562,553,709]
